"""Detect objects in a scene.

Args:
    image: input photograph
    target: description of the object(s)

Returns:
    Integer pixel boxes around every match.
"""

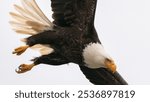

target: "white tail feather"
[9,12,28,22]
[10,0,54,55]
[10,0,53,35]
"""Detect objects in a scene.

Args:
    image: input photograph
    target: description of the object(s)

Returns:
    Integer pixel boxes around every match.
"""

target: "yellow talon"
[16,63,35,74]
[13,45,29,55]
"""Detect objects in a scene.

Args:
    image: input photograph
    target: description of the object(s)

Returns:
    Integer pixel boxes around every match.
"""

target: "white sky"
[0,0,150,85]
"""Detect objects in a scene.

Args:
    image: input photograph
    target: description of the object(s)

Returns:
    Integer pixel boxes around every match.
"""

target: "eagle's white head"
[83,42,116,73]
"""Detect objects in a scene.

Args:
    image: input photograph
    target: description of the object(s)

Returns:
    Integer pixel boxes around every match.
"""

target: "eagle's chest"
[54,33,83,64]
[59,39,84,64]
[57,28,83,52]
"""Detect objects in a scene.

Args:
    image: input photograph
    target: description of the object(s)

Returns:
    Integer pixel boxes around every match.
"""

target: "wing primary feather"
[51,0,78,27]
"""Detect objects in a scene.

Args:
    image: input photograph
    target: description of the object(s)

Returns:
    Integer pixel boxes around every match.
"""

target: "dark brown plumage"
[10,0,128,85]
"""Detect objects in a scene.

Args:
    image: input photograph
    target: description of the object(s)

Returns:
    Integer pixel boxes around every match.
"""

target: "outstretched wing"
[51,0,97,29]
[51,0,77,27]
[10,0,98,35]
[80,66,128,85]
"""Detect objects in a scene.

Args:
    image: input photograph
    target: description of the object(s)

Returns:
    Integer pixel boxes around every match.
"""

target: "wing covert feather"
[51,0,77,27]
[80,66,128,85]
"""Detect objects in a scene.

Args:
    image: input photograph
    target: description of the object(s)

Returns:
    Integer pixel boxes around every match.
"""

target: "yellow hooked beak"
[104,58,117,73]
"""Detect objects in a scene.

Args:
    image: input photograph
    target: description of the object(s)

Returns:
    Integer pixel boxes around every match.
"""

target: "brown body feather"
[10,0,128,85]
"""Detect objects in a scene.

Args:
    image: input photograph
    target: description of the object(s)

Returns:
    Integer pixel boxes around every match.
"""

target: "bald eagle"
[10,0,128,85]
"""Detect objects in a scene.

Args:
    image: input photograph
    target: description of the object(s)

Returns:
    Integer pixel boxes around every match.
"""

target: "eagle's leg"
[33,53,69,65]
[16,53,68,74]
[16,63,35,74]
[13,31,57,55]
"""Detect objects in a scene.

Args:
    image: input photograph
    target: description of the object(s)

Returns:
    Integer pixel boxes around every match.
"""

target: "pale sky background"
[0,0,150,85]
